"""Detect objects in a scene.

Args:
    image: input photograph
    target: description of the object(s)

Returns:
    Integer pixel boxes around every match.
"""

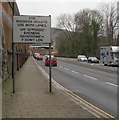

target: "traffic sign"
[13,15,51,43]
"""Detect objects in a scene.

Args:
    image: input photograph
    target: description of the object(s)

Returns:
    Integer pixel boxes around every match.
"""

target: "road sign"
[13,15,51,43]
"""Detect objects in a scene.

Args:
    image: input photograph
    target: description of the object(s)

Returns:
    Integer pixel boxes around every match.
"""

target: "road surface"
[36,58,118,118]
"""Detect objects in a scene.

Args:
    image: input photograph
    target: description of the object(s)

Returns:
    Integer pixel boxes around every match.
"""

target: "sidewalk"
[2,57,96,118]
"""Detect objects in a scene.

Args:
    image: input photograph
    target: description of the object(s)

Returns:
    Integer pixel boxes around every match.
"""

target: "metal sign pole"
[13,43,15,93]
[12,2,15,93]
[49,15,52,93]
[49,43,52,93]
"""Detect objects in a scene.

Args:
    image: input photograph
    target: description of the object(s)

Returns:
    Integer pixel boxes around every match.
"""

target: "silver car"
[77,55,87,62]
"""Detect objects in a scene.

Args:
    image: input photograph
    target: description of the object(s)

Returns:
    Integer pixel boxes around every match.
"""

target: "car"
[88,57,99,63]
[45,57,57,66]
[77,55,87,62]
[44,55,49,60]
[44,55,54,61]
[36,55,43,60]
[33,53,40,59]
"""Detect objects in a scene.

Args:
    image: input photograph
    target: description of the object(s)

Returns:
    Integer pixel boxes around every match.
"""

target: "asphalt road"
[36,58,118,118]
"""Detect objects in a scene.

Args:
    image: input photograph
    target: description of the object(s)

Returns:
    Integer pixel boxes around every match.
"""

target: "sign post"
[12,43,15,93]
[13,15,52,93]
[12,2,15,93]
[49,15,52,93]
[49,43,52,93]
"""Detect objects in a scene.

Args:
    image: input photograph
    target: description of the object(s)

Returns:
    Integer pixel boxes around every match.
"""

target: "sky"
[16,0,117,27]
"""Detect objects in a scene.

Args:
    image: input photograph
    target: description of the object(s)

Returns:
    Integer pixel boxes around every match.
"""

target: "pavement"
[2,56,96,118]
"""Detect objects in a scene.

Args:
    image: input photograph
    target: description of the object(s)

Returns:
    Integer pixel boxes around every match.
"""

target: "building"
[117,1,119,22]
[2,1,29,80]
[117,1,119,40]
[0,0,2,79]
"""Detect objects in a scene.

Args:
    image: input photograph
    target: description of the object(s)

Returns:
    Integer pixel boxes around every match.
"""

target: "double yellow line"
[52,79,117,119]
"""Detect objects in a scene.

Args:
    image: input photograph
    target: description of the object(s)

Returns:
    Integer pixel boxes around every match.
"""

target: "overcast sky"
[16,0,117,27]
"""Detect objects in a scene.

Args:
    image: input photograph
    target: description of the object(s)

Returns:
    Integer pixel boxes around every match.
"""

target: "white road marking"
[64,68,69,71]
[105,82,119,87]
[84,75,98,80]
[91,63,100,66]
[59,66,63,68]
[71,70,79,74]
[33,57,115,119]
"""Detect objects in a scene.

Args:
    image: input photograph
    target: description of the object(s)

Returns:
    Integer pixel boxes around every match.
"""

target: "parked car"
[77,55,87,62]
[45,57,57,66]
[36,55,43,60]
[88,57,99,63]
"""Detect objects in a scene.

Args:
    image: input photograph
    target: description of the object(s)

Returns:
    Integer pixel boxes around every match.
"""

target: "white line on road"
[84,75,98,80]
[90,64,100,66]
[71,70,79,74]
[105,82,119,87]
[59,66,63,68]
[64,68,69,71]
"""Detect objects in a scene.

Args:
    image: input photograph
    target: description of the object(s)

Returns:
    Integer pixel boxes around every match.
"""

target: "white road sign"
[13,16,51,43]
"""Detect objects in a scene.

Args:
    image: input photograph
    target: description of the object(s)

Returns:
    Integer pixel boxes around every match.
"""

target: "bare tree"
[100,3,117,45]
[75,9,91,33]
[56,14,78,56]
[57,14,76,41]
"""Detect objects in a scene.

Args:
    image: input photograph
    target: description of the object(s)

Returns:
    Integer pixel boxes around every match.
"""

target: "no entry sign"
[13,15,51,43]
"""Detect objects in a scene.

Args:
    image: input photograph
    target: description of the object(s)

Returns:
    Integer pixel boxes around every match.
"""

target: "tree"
[57,14,76,41]
[56,14,77,56]
[99,3,117,45]
[56,2,117,57]
[75,9,103,56]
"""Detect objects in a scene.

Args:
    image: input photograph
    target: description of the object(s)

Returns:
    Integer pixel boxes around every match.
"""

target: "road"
[36,58,118,118]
